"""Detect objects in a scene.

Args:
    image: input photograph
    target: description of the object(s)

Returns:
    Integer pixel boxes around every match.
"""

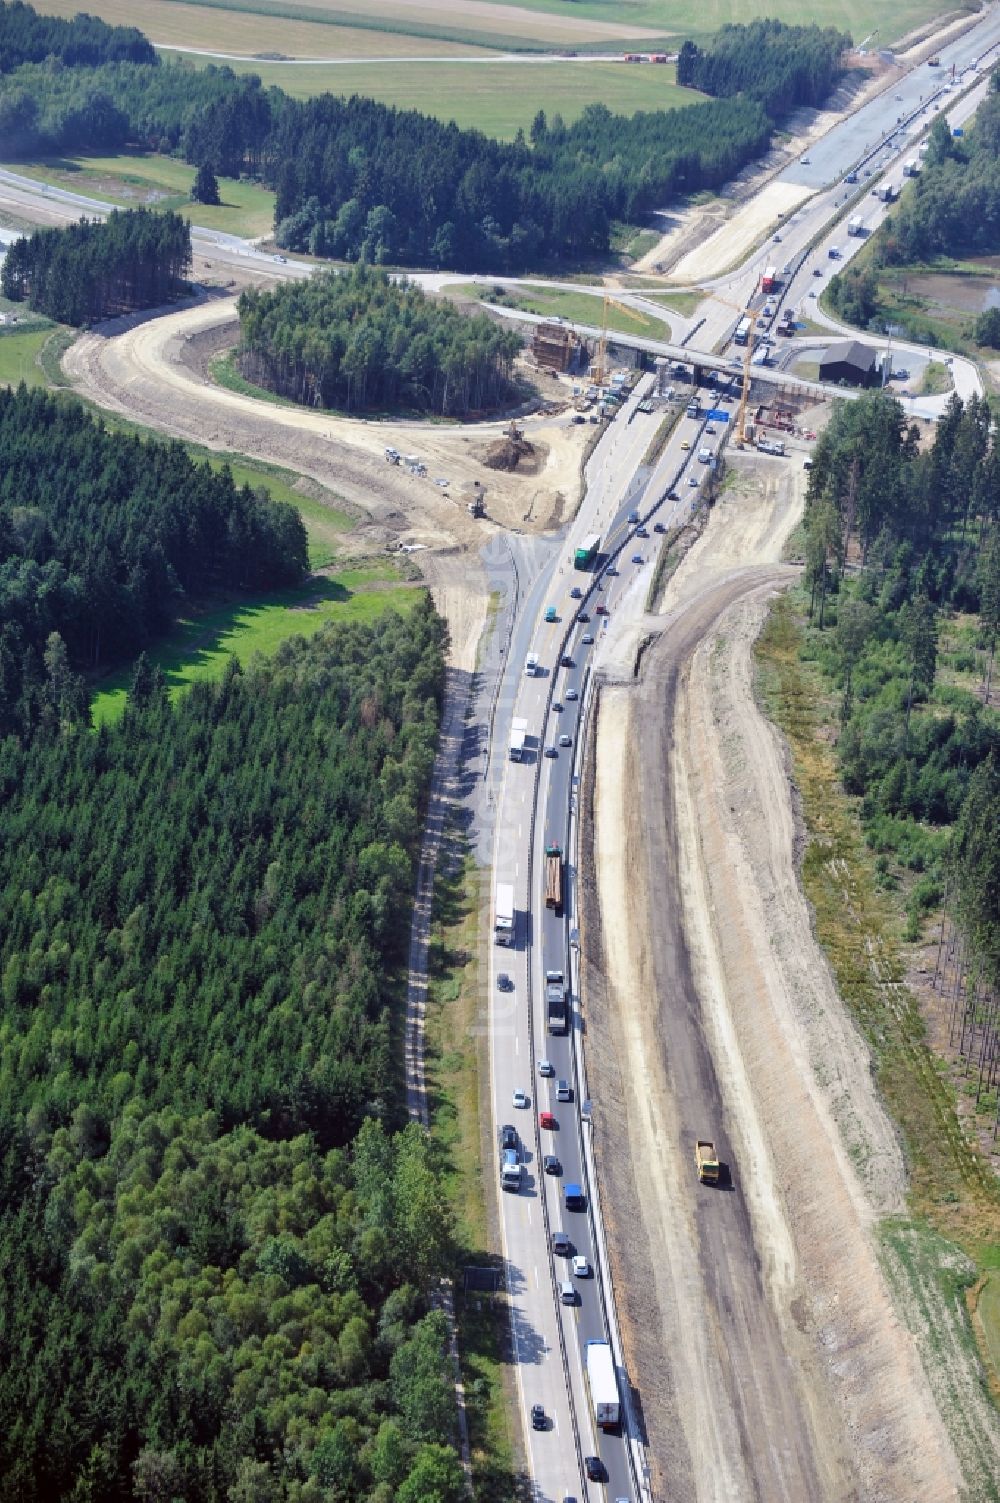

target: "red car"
[540,1111,557,1131]
[595,604,609,616]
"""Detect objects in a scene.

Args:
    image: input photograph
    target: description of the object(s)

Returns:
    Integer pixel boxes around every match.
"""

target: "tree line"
[676,20,850,117]
[0,0,154,71]
[0,608,466,1501]
[1,208,192,324]
[0,3,851,272]
[801,391,1000,962]
[237,265,523,415]
[0,384,307,737]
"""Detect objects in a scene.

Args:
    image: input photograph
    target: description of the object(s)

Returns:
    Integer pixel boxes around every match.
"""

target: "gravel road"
[578,460,966,1501]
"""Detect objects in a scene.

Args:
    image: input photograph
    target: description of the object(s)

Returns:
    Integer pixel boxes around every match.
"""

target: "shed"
[819,339,879,388]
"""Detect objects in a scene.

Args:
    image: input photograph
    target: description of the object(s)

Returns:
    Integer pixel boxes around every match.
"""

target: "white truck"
[494,882,515,947]
[585,1340,621,1429]
[847,215,866,237]
[877,181,896,203]
[509,716,528,762]
[758,437,785,456]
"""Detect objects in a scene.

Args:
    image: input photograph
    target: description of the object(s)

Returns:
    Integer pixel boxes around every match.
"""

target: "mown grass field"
[161,52,695,136]
[32,0,957,55]
[3,153,275,239]
[90,566,421,725]
[0,324,60,388]
[452,281,673,339]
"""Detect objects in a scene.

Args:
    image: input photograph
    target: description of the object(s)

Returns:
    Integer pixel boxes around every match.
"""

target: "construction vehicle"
[585,1341,621,1429]
[574,532,601,570]
[494,883,515,947]
[593,295,646,387]
[545,845,563,913]
[509,716,528,762]
[695,1139,720,1184]
[384,446,400,464]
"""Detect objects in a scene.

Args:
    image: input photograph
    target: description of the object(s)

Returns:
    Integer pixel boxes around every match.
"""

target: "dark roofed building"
[818,338,879,387]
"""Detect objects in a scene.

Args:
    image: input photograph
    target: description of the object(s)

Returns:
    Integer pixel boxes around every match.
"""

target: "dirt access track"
[62,296,588,671]
[579,459,998,1500]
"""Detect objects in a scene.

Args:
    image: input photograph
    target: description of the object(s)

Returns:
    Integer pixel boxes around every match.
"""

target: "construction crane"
[710,294,761,447]
[593,294,648,388]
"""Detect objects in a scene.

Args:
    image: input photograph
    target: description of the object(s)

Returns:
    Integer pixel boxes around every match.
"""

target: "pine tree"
[191,162,220,206]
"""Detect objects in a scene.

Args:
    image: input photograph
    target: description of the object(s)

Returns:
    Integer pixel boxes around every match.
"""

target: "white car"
[538,1060,555,1078]
[581,633,594,645]
[512,1089,530,1109]
[572,1255,591,1277]
[558,733,572,748]
[565,688,579,701]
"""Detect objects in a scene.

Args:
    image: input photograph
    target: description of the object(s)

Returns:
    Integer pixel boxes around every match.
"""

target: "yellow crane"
[710,294,760,447]
[593,294,648,388]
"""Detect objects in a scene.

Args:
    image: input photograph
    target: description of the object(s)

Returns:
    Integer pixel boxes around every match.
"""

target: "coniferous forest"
[0,4,849,272]
[802,391,1000,975]
[1,208,192,324]
[0,606,462,1503]
[237,266,523,415]
[0,385,307,736]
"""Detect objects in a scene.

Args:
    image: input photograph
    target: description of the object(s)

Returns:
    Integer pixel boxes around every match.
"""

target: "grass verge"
[457,282,670,340]
[3,152,275,239]
[0,324,56,387]
[424,830,518,1502]
[90,566,419,724]
[755,592,1000,1255]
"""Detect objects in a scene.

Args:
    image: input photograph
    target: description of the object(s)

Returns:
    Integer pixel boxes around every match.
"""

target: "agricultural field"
[30,0,958,60]
[90,565,421,725]
[2,154,275,239]
[160,52,696,135]
[451,282,673,339]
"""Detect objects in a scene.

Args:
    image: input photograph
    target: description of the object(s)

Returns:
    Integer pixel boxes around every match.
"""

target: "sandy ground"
[669,181,814,283]
[60,295,589,670]
[581,457,968,1501]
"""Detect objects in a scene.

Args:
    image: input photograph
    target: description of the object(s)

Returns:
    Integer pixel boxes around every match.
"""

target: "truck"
[544,605,557,623]
[734,315,752,346]
[685,397,700,418]
[761,265,778,294]
[494,883,515,947]
[847,215,866,237]
[574,532,601,570]
[585,1341,621,1430]
[545,845,563,913]
[500,1148,522,1192]
[525,653,539,677]
[902,158,919,177]
[509,716,528,762]
[564,1182,586,1210]
[758,437,785,456]
[546,970,568,1034]
[695,1139,720,1184]
[877,181,896,203]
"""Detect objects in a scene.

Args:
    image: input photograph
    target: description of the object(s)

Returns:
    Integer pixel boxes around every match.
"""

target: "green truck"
[574,532,601,570]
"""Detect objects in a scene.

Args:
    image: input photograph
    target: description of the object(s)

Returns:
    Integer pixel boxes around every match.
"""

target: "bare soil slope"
[580,458,965,1501]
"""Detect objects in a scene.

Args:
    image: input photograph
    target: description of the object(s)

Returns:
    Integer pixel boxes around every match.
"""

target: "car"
[497,972,513,992]
[571,413,585,424]
[845,172,858,183]
[572,1255,591,1277]
[274,254,287,263]
[895,93,902,101]
[813,267,823,276]
[706,424,717,435]
[636,526,648,538]
[773,233,782,242]
[631,554,644,565]
[531,1404,546,1431]
[680,439,691,450]
[803,459,813,470]
[890,368,909,381]
[500,1123,517,1150]
[556,1079,572,1102]
[551,1231,572,1254]
[565,687,579,701]
[595,603,609,616]
[512,1089,529,1109]
[581,633,594,644]
[544,745,557,758]
[570,586,582,599]
[627,510,639,523]
[540,1110,556,1130]
[558,733,572,747]
[688,474,698,487]
[667,489,680,500]
[800,156,810,165]
[561,653,573,668]
[605,564,618,576]
[584,1457,605,1482]
[808,289,817,298]
[544,606,557,623]
[654,521,666,533]
[538,1059,555,1077]
[543,1154,561,1174]
[577,611,590,623]
[552,700,562,713]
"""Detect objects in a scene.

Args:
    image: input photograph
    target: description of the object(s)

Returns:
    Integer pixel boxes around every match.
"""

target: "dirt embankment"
[60,298,589,669]
[580,458,967,1501]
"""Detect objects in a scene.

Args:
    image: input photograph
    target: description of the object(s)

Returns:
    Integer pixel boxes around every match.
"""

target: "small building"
[819,339,879,388]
